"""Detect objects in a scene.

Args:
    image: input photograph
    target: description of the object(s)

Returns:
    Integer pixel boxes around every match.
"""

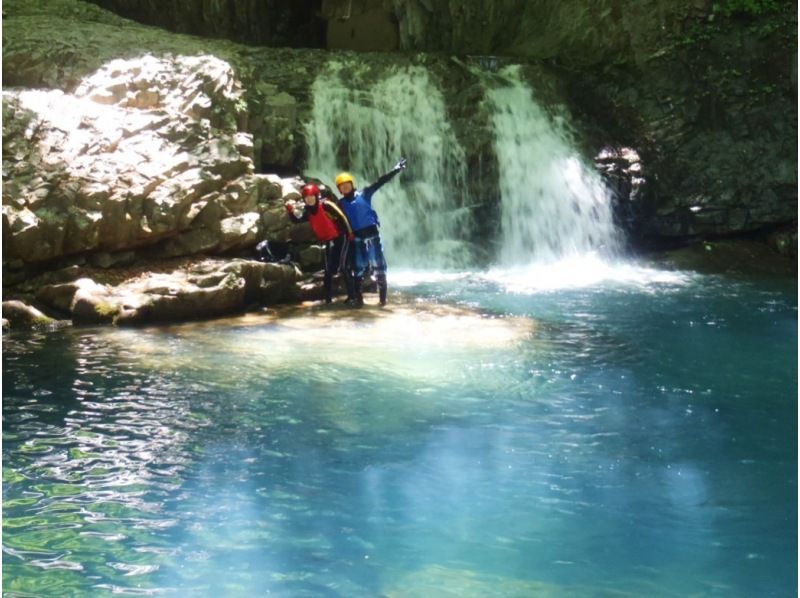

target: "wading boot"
[377,273,387,306]
[346,277,364,308]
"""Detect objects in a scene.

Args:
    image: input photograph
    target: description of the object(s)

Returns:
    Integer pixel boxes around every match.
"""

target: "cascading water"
[305,61,473,269]
[487,65,621,266]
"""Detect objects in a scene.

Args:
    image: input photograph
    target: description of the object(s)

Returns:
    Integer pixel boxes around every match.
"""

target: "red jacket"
[289,199,352,242]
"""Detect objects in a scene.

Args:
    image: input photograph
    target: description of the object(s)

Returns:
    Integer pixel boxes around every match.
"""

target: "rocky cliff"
[75,0,797,251]
[1,0,795,328]
[383,0,796,250]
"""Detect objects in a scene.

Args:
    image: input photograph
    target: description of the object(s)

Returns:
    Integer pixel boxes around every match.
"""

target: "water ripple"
[3,277,796,596]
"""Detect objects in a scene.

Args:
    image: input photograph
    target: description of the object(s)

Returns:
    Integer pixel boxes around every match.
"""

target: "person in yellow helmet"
[335,158,406,306]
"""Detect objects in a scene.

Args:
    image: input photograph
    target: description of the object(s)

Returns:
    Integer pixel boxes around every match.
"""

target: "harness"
[307,201,342,242]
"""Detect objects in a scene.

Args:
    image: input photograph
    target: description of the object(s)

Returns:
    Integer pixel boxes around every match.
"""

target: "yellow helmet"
[335,172,355,188]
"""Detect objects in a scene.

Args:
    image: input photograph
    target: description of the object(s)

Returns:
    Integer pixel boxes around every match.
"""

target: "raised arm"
[363,158,407,198]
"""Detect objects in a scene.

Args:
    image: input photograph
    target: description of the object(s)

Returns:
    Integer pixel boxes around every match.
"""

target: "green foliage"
[674,0,789,50]
[234,96,249,114]
[712,0,780,17]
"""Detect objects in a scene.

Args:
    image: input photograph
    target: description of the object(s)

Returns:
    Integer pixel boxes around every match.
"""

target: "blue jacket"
[339,167,400,233]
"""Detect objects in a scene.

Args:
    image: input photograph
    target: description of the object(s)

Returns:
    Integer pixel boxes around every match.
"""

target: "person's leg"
[323,241,334,303]
[348,239,367,307]
[369,235,389,305]
[328,236,354,303]
[376,271,387,305]
[336,236,356,301]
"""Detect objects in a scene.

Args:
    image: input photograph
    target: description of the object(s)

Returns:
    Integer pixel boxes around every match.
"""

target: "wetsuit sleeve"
[362,167,402,202]
[287,208,308,224]
[322,200,353,235]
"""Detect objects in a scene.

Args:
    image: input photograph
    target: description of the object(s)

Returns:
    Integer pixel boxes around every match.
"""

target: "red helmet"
[301,183,320,198]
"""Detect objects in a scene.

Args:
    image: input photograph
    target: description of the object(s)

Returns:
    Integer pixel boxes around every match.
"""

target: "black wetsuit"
[288,200,355,303]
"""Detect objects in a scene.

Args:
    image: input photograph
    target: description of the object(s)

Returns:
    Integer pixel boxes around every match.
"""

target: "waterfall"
[487,66,620,265]
[305,61,473,269]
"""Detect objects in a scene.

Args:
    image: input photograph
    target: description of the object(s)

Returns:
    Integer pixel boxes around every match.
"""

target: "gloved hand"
[394,157,407,171]
[284,202,294,214]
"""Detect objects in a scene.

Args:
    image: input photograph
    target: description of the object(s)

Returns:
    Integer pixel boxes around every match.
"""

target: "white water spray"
[305,61,677,292]
[487,66,621,266]
[305,61,472,269]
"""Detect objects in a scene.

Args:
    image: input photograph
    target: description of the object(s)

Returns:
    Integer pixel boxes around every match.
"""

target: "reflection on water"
[3,270,797,596]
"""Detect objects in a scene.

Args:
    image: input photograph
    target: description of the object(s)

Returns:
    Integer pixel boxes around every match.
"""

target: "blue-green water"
[3,266,797,597]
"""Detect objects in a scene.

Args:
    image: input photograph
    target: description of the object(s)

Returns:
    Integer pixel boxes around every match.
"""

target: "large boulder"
[114,271,249,325]
[112,259,303,324]
[70,279,118,324]
[2,53,271,265]
[2,7,322,272]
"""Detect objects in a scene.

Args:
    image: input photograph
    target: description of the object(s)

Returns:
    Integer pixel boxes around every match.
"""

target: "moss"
[93,300,119,317]
[712,0,781,17]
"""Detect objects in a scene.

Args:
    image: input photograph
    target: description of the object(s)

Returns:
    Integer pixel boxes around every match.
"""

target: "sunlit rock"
[32,257,303,325]
[218,213,261,252]
[37,277,99,314]
[115,271,248,325]
[1,299,55,329]
[36,258,302,326]
[69,278,117,324]
[2,52,304,268]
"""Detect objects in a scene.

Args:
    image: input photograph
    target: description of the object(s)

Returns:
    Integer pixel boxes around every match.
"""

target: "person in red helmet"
[285,183,355,304]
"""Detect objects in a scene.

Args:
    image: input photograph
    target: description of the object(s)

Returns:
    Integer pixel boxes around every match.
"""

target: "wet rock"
[650,239,797,277]
[766,225,798,258]
[69,278,117,324]
[47,258,304,326]
[2,299,55,328]
[115,271,247,325]
[595,145,648,241]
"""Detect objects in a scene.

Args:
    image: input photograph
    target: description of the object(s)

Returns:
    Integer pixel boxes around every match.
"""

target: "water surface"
[3,267,797,597]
